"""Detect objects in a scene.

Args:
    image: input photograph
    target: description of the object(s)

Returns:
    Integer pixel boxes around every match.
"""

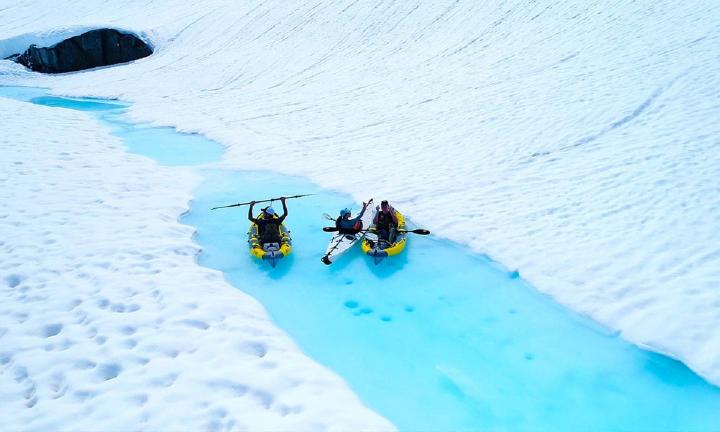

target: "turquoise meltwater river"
[3,86,719,431]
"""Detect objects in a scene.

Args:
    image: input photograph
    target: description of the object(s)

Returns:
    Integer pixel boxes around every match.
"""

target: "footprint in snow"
[179,319,210,330]
[252,389,274,409]
[207,379,249,396]
[238,341,267,358]
[74,359,96,370]
[120,325,136,335]
[5,274,23,288]
[43,323,63,337]
[50,372,68,399]
[123,338,138,349]
[73,389,98,401]
[13,365,28,382]
[149,372,178,387]
[130,393,148,406]
[97,363,122,381]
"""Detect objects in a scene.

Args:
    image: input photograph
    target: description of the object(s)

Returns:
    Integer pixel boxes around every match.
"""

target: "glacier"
[1,0,719,429]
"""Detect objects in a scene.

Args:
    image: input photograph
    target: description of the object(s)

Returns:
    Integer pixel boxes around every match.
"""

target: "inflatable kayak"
[361,210,407,264]
[248,216,291,267]
[322,199,374,265]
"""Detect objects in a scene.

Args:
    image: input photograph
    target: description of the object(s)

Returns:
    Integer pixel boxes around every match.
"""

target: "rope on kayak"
[323,233,352,261]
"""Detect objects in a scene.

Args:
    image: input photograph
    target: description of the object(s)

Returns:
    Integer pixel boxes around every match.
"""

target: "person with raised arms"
[335,201,370,235]
[248,197,288,245]
[373,200,399,242]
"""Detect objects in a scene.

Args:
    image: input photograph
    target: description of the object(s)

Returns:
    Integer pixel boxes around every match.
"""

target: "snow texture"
[0,97,393,430]
[0,0,719,407]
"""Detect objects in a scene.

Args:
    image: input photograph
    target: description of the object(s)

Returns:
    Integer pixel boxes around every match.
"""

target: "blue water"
[0,86,223,166]
[3,86,720,431]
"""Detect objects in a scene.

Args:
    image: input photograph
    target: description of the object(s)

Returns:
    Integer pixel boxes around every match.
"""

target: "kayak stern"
[367,248,389,265]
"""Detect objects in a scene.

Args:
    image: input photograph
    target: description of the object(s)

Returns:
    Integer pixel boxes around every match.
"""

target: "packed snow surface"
[1,0,719,406]
[0,96,393,430]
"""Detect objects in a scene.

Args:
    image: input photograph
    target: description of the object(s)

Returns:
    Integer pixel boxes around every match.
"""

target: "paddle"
[322,198,373,221]
[403,228,431,235]
[322,227,430,235]
[211,193,313,210]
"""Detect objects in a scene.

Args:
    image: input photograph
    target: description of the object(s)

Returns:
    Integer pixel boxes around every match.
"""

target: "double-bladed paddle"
[322,226,430,235]
[211,193,314,210]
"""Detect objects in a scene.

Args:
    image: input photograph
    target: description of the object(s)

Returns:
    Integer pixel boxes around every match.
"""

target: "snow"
[0,0,719,418]
[0,97,393,430]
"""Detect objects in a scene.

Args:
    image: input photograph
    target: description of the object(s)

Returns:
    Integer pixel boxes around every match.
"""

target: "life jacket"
[336,216,361,234]
[257,214,281,243]
[376,210,396,229]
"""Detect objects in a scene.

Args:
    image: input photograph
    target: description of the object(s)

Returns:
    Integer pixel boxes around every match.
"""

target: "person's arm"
[357,202,368,218]
[278,197,288,223]
[390,208,398,225]
[352,204,369,225]
[248,201,257,223]
[373,206,380,224]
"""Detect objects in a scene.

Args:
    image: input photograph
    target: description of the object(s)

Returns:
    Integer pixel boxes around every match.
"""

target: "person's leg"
[379,228,389,241]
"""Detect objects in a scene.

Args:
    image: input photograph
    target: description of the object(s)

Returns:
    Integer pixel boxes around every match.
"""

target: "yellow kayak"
[361,210,407,264]
[248,215,291,267]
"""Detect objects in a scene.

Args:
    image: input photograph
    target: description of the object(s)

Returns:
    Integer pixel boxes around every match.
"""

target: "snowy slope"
[1,0,719,389]
[0,97,393,430]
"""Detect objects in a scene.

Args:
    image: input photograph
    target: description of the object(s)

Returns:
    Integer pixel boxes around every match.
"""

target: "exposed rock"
[15,29,152,73]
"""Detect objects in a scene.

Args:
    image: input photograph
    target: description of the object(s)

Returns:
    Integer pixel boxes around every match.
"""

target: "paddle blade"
[210,202,248,210]
[411,229,431,235]
[287,193,315,199]
[323,227,339,232]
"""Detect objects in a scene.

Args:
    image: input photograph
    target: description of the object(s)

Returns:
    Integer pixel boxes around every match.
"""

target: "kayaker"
[373,200,399,242]
[249,197,288,244]
[336,202,370,235]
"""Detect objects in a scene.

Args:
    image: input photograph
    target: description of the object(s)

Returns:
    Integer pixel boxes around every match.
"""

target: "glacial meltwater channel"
[3,86,720,431]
